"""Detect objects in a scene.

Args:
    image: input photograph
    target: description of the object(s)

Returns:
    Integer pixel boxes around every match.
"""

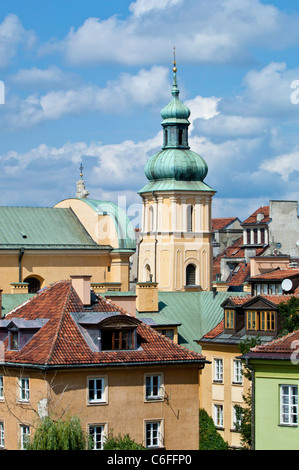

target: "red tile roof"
[246,328,299,359]
[212,217,237,231]
[242,206,270,225]
[202,320,224,339]
[250,268,299,280]
[3,280,205,367]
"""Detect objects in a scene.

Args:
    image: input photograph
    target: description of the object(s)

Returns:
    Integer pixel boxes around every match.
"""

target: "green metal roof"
[1,293,36,317]
[79,199,136,250]
[137,291,248,354]
[0,206,108,250]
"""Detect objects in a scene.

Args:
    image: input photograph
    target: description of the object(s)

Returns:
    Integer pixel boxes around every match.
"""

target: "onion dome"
[139,56,214,194]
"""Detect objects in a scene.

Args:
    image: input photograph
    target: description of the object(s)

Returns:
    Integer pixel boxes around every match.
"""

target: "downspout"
[246,357,255,450]
[152,191,158,282]
[19,248,25,283]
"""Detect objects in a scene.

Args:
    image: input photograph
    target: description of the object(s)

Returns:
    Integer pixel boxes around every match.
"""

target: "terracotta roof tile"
[242,206,270,225]
[212,218,237,231]
[3,280,205,367]
[246,328,299,359]
[250,268,299,280]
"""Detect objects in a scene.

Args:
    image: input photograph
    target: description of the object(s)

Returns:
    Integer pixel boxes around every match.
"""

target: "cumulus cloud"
[0,14,36,68]
[0,66,170,131]
[259,149,299,182]
[40,0,299,67]
[10,66,81,90]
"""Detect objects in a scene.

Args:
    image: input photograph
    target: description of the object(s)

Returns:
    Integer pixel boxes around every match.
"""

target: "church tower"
[138,56,215,291]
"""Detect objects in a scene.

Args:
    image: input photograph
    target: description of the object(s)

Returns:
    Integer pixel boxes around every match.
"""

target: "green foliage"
[199,408,229,450]
[278,296,299,336]
[103,432,145,450]
[234,336,261,450]
[25,416,92,450]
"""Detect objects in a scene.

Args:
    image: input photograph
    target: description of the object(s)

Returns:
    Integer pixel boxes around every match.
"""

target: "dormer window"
[246,310,275,332]
[9,330,19,350]
[101,328,135,351]
[75,312,141,352]
[224,310,235,329]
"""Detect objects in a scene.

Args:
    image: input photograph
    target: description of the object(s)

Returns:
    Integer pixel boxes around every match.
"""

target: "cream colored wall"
[55,199,120,248]
[0,251,114,293]
[199,344,250,448]
[0,365,200,450]
[139,192,213,291]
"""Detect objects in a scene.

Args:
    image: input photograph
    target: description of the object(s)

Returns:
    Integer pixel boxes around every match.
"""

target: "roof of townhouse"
[244,328,299,360]
[1,280,206,368]
[250,268,299,280]
[212,217,239,231]
[242,206,270,225]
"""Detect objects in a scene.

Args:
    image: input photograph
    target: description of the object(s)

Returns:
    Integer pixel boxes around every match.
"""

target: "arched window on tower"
[186,205,194,232]
[186,264,196,286]
[145,264,152,282]
[178,129,183,146]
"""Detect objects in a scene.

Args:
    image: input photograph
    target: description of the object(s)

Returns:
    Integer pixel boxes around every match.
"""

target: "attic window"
[101,328,135,351]
[9,330,19,350]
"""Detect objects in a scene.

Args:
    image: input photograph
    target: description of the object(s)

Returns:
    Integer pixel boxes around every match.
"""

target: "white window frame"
[233,405,242,430]
[144,420,164,449]
[20,425,30,450]
[0,422,4,448]
[145,373,164,401]
[19,378,29,402]
[233,360,243,384]
[87,376,108,405]
[280,385,298,426]
[214,404,224,428]
[214,358,223,383]
[88,423,107,450]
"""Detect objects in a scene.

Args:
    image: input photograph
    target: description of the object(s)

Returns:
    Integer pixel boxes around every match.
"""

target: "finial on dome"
[76,163,90,199]
[173,46,177,73]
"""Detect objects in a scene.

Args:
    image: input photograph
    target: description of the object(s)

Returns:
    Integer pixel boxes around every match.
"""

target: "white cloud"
[0,14,36,68]
[129,0,183,16]
[41,0,299,67]
[259,149,299,181]
[10,66,80,90]
[1,66,170,131]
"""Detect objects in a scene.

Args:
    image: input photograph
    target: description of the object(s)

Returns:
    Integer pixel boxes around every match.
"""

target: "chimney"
[70,275,92,306]
[136,282,159,313]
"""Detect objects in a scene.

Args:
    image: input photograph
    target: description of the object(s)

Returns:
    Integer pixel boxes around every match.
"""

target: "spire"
[172,46,179,98]
[76,163,90,199]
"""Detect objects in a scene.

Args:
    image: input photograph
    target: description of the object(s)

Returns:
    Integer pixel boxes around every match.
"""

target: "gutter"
[245,357,255,451]
[18,248,25,282]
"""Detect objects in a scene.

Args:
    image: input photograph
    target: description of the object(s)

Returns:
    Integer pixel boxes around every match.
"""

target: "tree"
[199,408,229,450]
[277,296,299,336]
[103,431,145,450]
[234,336,261,450]
[25,416,92,450]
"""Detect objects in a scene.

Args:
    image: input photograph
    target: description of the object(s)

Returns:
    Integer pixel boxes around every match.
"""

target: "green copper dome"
[139,64,214,194]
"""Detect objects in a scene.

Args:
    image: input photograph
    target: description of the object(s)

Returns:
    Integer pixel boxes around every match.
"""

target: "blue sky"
[1,0,299,225]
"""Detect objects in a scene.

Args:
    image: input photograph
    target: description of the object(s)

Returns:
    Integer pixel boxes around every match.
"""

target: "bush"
[199,408,229,450]
[103,432,145,450]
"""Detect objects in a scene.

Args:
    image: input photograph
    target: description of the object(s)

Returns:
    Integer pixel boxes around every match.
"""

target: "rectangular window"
[10,331,19,350]
[233,405,242,430]
[247,311,275,332]
[88,378,107,404]
[280,385,298,426]
[0,376,4,399]
[233,360,243,384]
[0,422,4,448]
[145,421,163,448]
[214,404,224,428]
[145,374,164,401]
[20,425,30,450]
[19,378,29,402]
[214,358,223,382]
[225,310,234,329]
[101,329,135,350]
[89,424,106,450]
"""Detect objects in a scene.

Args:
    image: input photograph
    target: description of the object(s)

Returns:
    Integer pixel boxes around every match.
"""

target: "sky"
[1,0,299,226]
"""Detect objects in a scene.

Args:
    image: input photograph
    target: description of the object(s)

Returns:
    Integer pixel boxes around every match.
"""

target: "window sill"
[87,401,108,406]
[278,423,298,428]
[145,397,164,403]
